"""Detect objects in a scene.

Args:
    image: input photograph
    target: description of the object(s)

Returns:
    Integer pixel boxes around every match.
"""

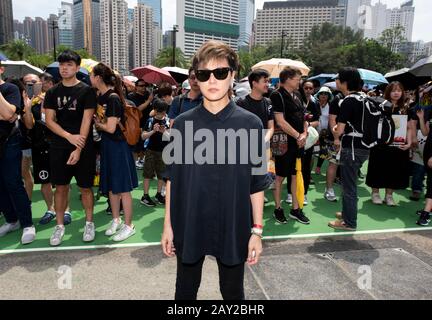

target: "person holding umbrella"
[270,66,310,225]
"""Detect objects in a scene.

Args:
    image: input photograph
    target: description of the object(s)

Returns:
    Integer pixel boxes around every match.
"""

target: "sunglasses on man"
[195,67,233,82]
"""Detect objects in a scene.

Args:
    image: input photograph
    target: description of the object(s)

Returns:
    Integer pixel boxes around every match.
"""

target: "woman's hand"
[247,234,263,266]
[161,225,176,258]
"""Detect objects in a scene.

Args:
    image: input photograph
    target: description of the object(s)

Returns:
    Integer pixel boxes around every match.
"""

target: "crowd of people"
[1,40,432,300]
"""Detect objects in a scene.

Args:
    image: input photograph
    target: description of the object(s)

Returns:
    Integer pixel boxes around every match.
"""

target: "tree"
[379,26,406,52]
[154,47,189,69]
[0,40,35,60]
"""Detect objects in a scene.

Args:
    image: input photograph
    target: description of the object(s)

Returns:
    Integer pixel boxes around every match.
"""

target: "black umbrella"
[385,68,430,90]
[45,62,90,84]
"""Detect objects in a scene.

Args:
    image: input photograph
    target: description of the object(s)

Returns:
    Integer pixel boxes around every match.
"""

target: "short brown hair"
[192,40,239,72]
[279,66,302,84]
[158,82,173,97]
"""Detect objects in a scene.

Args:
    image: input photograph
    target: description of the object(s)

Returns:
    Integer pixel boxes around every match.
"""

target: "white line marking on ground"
[1,227,431,255]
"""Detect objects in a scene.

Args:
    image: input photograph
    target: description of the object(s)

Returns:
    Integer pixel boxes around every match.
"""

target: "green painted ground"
[0,161,428,252]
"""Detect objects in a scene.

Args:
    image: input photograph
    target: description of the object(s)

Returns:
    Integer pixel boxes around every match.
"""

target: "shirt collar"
[198,100,236,122]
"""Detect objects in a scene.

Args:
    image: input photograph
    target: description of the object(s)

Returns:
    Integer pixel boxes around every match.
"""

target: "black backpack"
[345,93,395,148]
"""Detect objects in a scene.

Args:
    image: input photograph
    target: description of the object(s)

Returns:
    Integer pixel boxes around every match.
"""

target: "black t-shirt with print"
[44,81,97,149]
[97,90,125,141]
[327,92,345,141]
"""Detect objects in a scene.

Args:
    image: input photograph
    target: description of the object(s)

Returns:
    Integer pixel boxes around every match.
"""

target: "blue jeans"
[340,148,369,229]
[411,162,425,193]
[0,133,33,228]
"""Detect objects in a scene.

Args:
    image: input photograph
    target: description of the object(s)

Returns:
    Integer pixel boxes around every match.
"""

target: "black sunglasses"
[195,67,233,82]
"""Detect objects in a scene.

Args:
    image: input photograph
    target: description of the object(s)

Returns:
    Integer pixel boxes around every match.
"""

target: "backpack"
[109,93,142,146]
[345,93,395,149]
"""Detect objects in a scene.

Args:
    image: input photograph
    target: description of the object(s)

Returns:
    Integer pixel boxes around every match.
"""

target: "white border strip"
[1,227,432,255]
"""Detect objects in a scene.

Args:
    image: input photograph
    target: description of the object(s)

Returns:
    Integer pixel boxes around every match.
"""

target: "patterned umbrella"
[131,65,177,86]
[252,58,311,77]
[81,58,99,73]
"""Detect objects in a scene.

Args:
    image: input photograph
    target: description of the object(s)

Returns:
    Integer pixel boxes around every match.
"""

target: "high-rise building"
[359,0,415,42]
[163,30,173,49]
[0,0,14,45]
[23,17,35,47]
[33,17,49,54]
[58,2,74,48]
[238,0,255,49]
[255,0,347,49]
[73,0,101,59]
[424,41,432,57]
[345,0,371,33]
[100,0,129,75]
[47,14,60,53]
[128,8,135,72]
[138,0,162,28]
[133,4,154,67]
[13,20,24,40]
[177,0,240,58]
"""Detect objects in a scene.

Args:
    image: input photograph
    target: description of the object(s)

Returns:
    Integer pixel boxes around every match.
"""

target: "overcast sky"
[12,0,431,42]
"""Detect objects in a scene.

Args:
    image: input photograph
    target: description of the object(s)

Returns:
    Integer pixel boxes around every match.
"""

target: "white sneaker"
[21,226,36,245]
[105,219,122,236]
[0,222,20,237]
[135,159,144,170]
[372,193,383,205]
[385,194,396,207]
[113,224,136,242]
[324,188,337,202]
[285,194,293,204]
[50,225,65,246]
[83,222,95,242]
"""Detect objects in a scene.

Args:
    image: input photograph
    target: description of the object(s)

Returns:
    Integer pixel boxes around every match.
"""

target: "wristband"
[252,228,263,235]
[251,230,263,239]
[253,224,263,229]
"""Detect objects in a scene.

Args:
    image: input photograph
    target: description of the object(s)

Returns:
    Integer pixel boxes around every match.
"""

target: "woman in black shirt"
[91,63,138,242]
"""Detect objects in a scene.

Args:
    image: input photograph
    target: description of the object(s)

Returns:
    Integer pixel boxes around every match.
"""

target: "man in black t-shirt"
[236,69,274,142]
[128,79,153,167]
[329,68,370,232]
[270,67,310,226]
[44,50,97,247]
[0,63,35,245]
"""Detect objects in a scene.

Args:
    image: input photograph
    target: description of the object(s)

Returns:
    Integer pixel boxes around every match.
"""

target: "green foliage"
[0,40,35,60]
[154,47,189,69]
[378,26,406,52]
[238,22,408,77]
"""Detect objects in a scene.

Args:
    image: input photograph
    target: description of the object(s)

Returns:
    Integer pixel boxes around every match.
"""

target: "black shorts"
[50,146,96,188]
[275,145,303,178]
[32,147,51,185]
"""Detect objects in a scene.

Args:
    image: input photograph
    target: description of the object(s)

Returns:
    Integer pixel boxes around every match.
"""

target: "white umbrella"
[1,60,43,78]
[252,58,310,78]
[410,55,432,77]
[162,66,189,83]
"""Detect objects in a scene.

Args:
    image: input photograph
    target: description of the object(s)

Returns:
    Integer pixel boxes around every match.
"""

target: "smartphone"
[25,83,42,99]
[25,84,34,99]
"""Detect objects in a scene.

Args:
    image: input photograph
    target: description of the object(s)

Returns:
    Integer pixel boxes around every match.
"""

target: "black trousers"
[175,256,245,300]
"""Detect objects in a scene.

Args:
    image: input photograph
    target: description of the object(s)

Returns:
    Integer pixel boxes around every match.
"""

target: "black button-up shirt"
[165,100,270,266]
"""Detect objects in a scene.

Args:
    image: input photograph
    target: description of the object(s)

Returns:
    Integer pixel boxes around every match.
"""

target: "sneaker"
[64,212,72,225]
[155,193,165,205]
[385,194,396,207]
[83,222,95,242]
[0,222,20,237]
[273,208,288,224]
[21,226,36,245]
[416,211,431,226]
[289,209,310,225]
[105,219,123,236]
[113,224,136,242]
[324,188,337,202]
[39,211,56,225]
[50,225,65,246]
[140,195,156,207]
[135,159,144,170]
[372,193,383,205]
[285,194,293,204]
